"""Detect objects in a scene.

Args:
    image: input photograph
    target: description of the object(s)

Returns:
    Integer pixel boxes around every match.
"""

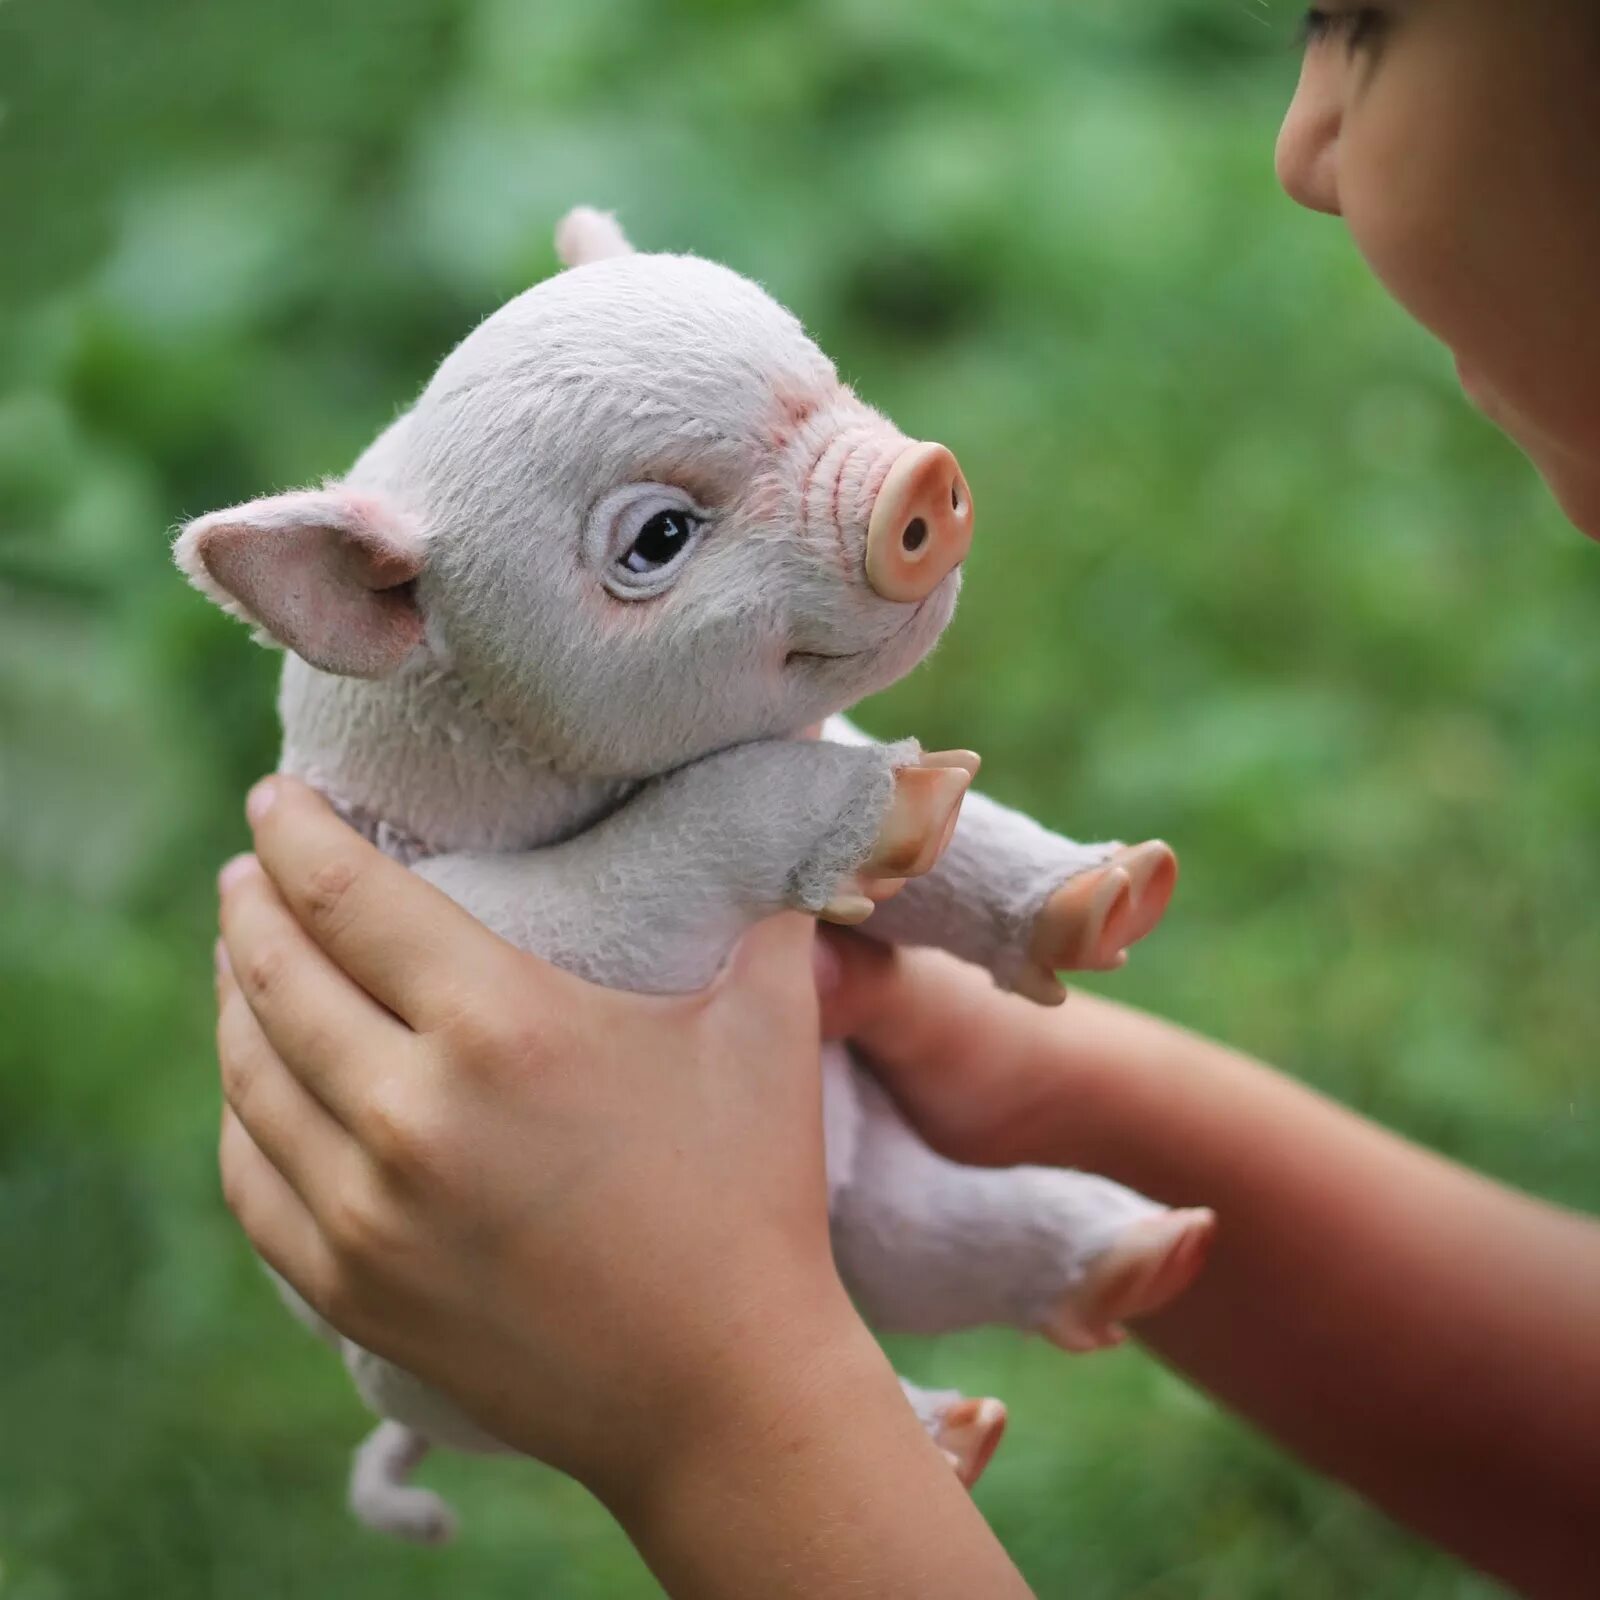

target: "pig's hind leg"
[899,1378,1009,1488]
[831,1067,1214,1353]
[349,1421,458,1545]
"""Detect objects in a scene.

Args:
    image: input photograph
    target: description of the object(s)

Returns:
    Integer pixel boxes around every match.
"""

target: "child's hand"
[815,929,1105,1169]
[214,777,877,1507]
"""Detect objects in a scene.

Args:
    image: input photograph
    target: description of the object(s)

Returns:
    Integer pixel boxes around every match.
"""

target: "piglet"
[175,206,1210,1543]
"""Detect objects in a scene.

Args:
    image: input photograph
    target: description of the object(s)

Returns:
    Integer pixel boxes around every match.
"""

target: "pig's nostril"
[864,441,972,602]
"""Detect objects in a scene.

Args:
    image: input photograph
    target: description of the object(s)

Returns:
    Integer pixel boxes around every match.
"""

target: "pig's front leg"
[823,717,1176,1003]
[411,737,973,994]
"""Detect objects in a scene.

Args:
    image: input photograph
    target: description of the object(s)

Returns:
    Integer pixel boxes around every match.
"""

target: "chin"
[1550,474,1600,543]
[1510,433,1600,544]
[787,572,962,713]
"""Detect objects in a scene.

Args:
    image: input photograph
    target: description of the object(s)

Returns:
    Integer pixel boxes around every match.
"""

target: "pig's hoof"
[1017,866,1131,1002]
[1043,1208,1216,1354]
[1023,842,1178,989]
[820,751,976,922]
[869,751,977,878]
[819,874,913,924]
[817,891,879,926]
[932,1396,1008,1488]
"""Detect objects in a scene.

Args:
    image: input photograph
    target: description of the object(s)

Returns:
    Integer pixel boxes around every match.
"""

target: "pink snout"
[864,442,974,604]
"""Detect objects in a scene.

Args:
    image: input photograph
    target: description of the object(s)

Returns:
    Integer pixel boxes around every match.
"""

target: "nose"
[1275,63,1343,217]
[864,442,974,603]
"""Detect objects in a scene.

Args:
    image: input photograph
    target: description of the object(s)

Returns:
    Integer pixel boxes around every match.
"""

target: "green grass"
[2,2,1593,1593]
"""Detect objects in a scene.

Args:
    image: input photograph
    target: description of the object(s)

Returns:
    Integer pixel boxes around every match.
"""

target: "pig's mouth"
[784,591,935,669]
[785,646,870,666]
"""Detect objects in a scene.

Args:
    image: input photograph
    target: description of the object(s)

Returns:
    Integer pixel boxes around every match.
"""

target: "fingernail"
[218,854,257,895]
[214,938,231,979]
[246,778,278,826]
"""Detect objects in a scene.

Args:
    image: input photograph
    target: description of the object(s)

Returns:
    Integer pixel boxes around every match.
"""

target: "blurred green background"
[2,1,1595,1595]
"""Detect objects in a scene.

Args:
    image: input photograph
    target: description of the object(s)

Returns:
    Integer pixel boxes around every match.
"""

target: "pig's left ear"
[555,206,635,268]
[173,486,427,679]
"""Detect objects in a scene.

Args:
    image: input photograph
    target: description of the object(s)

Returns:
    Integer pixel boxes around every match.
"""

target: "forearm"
[605,1314,1034,1600]
[1021,995,1600,1598]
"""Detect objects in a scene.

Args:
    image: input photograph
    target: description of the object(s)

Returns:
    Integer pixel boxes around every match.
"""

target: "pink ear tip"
[173,486,427,679]
[555,206,635,268]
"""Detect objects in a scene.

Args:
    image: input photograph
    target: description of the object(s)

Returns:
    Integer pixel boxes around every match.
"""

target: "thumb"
[713,911,822,1035]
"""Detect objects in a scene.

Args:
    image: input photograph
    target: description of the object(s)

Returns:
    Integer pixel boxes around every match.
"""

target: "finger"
[816,930,1051,1092]
[217,951,355,1198]
[712,912,821,1041]
[219,1105,341,1320]
[815,926,894,1041]
[220,851,413,1125]
[244,776,520,1031]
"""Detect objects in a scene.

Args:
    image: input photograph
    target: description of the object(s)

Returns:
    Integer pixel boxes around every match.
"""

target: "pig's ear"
[173,486,427,679]
[555,206,635,268]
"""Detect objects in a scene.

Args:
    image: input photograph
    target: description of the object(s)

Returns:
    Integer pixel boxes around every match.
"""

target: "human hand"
[214,777,879,1509]
[815,929,1116,1170]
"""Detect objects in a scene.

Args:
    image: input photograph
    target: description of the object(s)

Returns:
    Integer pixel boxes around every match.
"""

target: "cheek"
[1336,77,1488,358]
[1338,33,1600,457]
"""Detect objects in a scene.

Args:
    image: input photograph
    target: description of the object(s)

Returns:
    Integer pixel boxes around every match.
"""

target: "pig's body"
[178,209,1211,1542]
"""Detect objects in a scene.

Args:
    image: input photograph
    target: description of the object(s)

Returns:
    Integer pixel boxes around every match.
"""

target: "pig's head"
[175,207,974,779]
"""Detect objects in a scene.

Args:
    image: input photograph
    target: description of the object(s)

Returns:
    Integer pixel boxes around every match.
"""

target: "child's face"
[1276,1,1600,537]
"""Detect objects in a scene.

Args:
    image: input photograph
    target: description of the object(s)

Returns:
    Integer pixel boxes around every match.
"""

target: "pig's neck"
[276,657,636,857]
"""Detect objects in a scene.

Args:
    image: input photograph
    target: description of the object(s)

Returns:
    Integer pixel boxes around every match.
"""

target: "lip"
[786,647,866,665]
[784,593,933,668]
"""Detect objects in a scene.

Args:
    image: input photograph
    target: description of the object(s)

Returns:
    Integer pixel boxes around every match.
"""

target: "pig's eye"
[623,509,697,574]
[588,483,708,600]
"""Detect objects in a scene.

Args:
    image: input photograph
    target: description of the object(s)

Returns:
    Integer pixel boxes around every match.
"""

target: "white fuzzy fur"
[554,205,635,267]
[176,207,1170,1540]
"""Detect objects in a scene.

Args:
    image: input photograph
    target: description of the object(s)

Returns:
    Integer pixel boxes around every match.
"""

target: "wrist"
[596,1276,883,1521]
[601,1296,1027,1600]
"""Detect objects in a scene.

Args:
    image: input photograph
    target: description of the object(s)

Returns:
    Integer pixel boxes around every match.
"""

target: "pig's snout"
[863,442,974,604]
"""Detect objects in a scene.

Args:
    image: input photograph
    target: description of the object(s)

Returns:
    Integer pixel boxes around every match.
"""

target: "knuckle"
[217,1038,253,1110]
[313,1268,368,1337]
[291,1018,340,1080]
[218,1152,251,1227]
[432,1000,504,1066]
[217,1011,268,1117]
[301,856,361,936]
[218,1139,269,1246]
[440,990,550,1078]
[323,1179,396,1267]
[361,1079,436,1175]
[241,943,289,1006]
